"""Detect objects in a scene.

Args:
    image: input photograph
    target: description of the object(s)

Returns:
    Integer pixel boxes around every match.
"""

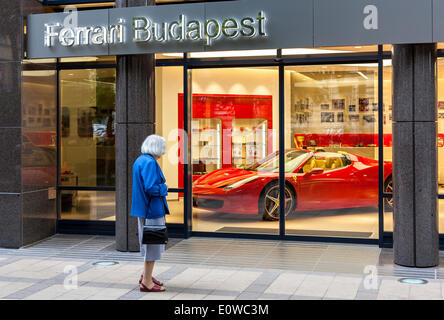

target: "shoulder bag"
[142,195,168,245]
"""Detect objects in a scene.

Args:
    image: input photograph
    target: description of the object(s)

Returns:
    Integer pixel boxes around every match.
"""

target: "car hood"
[193,168,265,188]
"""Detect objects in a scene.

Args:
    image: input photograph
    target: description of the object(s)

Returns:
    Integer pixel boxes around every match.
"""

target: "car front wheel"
[260,182,296,221]
[384,176,393,211]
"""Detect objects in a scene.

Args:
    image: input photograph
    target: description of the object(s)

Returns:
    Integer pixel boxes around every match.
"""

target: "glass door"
[190,67,281,235]
[283,63,382,239]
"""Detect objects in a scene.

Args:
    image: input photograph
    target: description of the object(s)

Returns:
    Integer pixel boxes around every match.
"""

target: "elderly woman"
[131,134,169,292]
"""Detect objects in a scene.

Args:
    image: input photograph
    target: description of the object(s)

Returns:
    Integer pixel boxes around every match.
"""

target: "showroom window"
[53,45,403,243]
[58,67,116,221]
[22,67,57,192]
[190,67,280,235]
[284,63,383,239]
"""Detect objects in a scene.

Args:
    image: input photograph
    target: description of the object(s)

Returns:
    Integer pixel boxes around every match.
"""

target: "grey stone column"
[115,0,156,252]
[392,43,439,267]
[0,0,57,249]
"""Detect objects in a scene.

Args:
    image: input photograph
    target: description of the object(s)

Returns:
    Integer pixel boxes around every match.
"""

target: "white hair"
[141,134,166,157]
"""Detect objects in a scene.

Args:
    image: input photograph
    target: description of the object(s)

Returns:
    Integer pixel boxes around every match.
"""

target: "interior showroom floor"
[60,193,444,240]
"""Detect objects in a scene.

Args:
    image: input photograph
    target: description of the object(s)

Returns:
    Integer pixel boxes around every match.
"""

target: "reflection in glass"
[191,67,280,234]
[284,64,384,239]
[60,190,115,221]
[22,69,57,191]
[59,69,116,188]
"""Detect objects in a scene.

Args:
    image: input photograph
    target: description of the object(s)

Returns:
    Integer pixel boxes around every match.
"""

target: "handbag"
[141,195,168,245]
[142,225,168,244]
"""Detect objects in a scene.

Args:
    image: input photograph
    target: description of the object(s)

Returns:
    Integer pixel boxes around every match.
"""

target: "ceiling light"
[22,70,55,77]
[357,71,369,80]
[162,50,277,58]
[282,48,352,55]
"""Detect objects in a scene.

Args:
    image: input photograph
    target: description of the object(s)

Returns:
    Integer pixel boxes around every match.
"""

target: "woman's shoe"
[139,282,165,292]
[139,274,163,286]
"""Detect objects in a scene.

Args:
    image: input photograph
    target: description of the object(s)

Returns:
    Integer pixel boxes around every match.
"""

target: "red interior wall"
[178,93,273,189]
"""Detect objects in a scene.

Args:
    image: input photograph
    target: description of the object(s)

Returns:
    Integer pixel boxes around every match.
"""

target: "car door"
[296,153,358,210]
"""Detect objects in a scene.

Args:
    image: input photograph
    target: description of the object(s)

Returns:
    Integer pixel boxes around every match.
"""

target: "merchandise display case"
[191,118,222,177]
[178,93,274,187]
[231,119,268,168]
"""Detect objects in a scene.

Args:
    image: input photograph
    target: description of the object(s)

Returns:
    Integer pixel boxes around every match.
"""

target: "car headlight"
[222,176,258,191]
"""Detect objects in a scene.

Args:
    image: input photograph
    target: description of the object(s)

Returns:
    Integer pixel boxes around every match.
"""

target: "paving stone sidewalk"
[0,234,443,300]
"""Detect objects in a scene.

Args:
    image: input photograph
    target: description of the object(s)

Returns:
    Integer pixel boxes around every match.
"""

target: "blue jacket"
[130,154,170,219]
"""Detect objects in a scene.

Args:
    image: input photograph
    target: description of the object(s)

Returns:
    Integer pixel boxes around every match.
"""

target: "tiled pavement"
[0,235,444,300]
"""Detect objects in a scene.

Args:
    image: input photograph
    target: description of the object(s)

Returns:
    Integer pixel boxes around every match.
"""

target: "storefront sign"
[27,0,312,58]
[26,0,444,59]
[42,12,268,48]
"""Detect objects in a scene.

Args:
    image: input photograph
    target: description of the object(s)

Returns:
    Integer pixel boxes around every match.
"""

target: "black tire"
[384,176,393,212]
[259,181,296,221]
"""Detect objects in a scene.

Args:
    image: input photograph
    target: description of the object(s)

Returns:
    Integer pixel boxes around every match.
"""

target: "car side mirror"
[304,168,324,177]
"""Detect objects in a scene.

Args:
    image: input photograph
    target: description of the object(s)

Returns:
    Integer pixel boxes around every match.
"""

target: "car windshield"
[245,150,311,172]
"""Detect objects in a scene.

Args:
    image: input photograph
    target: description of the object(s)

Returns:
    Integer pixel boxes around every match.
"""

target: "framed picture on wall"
[332,99,345,110]
[372,103,378,111]
[363,115,376,123]
[321,112,335,123]
[349,105,356,112]
[349,115,360,122]
[61,106,70,137]
[321,104,330,110]
[359,98,369,112]
[77,107,95,137]
[337,112,344,122]
[439,101,444,110]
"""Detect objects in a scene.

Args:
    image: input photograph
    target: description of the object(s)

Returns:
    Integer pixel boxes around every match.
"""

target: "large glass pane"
[437,58,444,233]
[22,68,57,192]
[191,67,280,235]
[438,58,444,199]
[60,190,115,221]
[155,66,184,224]
[284,64,381,239]
[383,59,394,232]
[59,69,116,188]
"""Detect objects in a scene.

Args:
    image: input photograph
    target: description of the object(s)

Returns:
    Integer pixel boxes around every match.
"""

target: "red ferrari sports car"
[192,149,393,220]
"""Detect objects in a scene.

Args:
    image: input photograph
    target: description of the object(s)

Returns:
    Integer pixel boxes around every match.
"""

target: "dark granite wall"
[392,43,439,267]
[0,0,56,248]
